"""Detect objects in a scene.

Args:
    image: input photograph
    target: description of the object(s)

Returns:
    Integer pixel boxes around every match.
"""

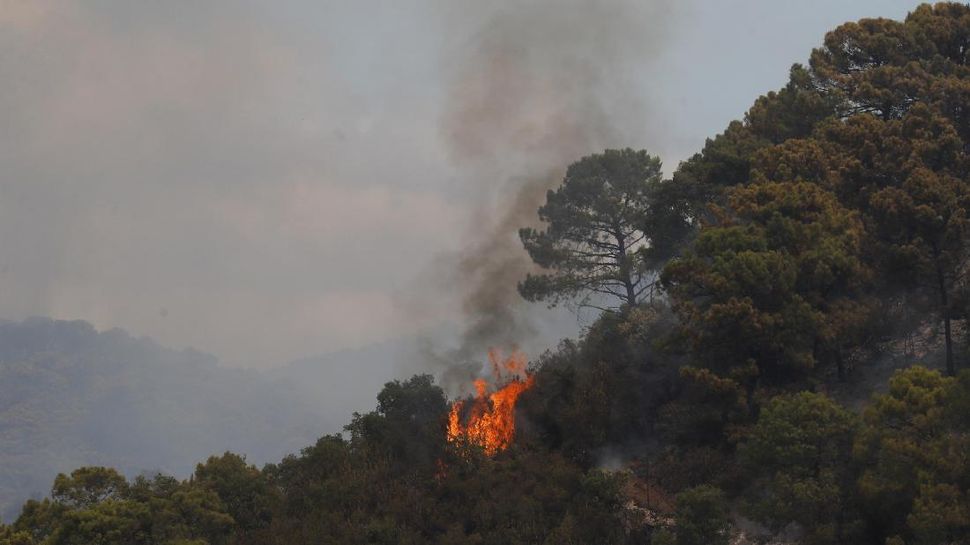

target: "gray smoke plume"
[423,0,679,380]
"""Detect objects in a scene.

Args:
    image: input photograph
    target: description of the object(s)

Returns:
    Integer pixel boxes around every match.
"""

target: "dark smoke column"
[435,0,676,359]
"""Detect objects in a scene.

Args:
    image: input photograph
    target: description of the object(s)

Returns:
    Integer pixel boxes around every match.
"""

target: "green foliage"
[653,62,837,233]
[345,374,448,472]
[809,3,970,126]
[908,482,970,545]
[662,181,872,416]
[853,366,970,543]
[757,4,970,375]
[741,392,861,544]
[519,303,680,465]
[51,468,129,510]
[855,366,952,525]
[666,485,730,545]
[650,528,676,545]
[193,453,276,534]
[4,467,236,545]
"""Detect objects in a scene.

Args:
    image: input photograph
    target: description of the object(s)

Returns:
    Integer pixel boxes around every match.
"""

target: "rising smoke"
[420,0,678,385]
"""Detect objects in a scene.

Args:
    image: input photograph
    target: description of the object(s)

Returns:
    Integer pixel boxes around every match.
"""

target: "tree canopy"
[519,148,668,310]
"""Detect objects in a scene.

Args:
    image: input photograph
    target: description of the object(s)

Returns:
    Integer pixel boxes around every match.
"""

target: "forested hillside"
[4,3,970,544]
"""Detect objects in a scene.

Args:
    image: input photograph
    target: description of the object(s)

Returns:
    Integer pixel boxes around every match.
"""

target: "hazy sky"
[0,0,919,368]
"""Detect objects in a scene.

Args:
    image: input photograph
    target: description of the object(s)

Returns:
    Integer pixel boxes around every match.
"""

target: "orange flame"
[447,349,534,456]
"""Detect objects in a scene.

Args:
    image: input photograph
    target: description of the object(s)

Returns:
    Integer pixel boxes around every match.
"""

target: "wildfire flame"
[446,348,535,456]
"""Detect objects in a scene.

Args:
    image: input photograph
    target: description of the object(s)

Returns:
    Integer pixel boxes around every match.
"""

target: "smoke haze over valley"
[0,0,916,369]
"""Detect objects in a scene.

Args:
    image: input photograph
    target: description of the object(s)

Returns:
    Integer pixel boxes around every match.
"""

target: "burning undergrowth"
[446,348,535,455]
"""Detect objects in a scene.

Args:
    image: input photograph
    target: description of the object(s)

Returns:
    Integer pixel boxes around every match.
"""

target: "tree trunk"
[615,231,637,308]
[934,251,955,376]
[944,313,954,376]
[836,348,846,382]
[624,279,636,309]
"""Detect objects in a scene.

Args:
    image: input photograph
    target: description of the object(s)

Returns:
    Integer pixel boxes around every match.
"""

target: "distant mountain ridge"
[0,318,328,520]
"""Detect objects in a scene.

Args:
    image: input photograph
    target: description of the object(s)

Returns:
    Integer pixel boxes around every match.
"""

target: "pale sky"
[0,0,919,368]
